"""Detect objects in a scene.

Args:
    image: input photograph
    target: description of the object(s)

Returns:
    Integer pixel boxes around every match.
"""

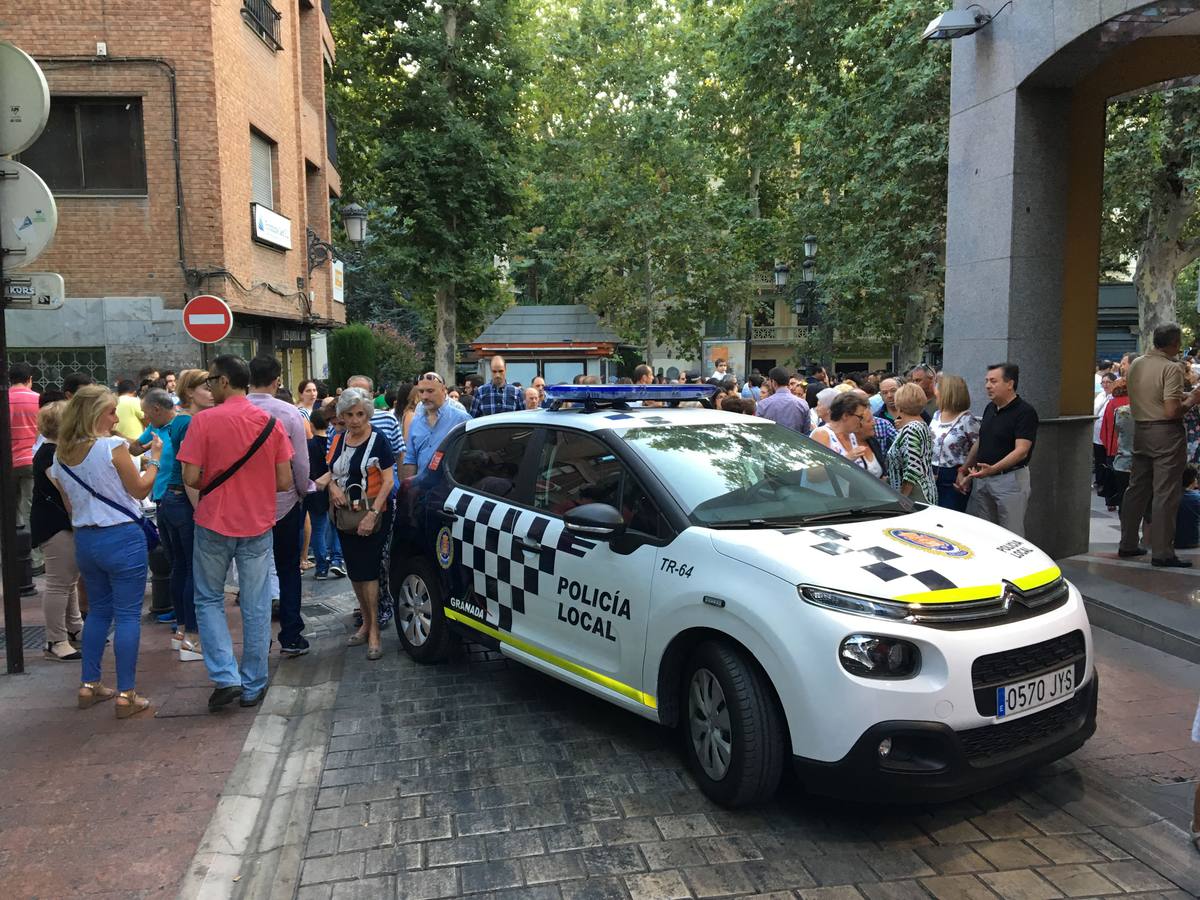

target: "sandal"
[346,632,367,647]
[300,560,315,572]
[366,645,383,661]
[115,690,152,719]
[170,630,184,651]
[78,681,115,709]
[179,638,204,662]
[44,640,81,661]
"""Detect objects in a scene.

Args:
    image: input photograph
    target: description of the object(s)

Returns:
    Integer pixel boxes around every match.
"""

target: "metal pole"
[0,191,26,673]
[744,315,752,380]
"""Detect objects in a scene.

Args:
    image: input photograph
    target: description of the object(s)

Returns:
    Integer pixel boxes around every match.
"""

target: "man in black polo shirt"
[955,362,1038,536]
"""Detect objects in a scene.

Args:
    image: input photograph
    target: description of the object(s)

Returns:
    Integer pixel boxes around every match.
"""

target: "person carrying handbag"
[177,355,294,712]
[48,385,162,718]
[320,388,395,660]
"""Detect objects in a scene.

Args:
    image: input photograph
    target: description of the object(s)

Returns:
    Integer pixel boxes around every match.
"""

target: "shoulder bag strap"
[200,415,277,498]
[59,455,144,526]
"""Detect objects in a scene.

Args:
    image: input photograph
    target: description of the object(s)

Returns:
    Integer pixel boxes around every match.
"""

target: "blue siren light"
[544,384,717,405]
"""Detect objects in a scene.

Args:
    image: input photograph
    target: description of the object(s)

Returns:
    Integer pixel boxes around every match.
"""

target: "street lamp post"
[307,201,369,277]
[797,234,833,375]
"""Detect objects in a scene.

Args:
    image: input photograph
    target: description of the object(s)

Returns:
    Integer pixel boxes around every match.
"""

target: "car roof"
[463,405,770,435]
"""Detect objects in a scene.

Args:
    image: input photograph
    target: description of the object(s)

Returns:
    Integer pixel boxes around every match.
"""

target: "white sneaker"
[179,638,204,661]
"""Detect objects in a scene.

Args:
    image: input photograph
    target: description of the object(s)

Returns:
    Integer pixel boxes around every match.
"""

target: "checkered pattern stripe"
[447,488,596,632]
[794,526,963,595]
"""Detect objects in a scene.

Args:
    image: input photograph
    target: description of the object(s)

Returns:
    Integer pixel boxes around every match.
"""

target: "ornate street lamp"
[307,201,369,275]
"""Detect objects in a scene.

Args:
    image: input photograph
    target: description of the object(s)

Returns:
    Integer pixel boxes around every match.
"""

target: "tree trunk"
[435,282,457,380]
[1133,246,1180,348]
[1133,171,1200,347]
[897,288,936,373]
[643,247,654,366]
[432,6,460,380]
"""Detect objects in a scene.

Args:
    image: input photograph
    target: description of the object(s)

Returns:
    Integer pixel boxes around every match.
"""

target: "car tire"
[680,640,785,808]
[393,557,452,663]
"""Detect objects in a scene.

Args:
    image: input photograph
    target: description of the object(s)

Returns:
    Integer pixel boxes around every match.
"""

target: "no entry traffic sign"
[183,294,233,344]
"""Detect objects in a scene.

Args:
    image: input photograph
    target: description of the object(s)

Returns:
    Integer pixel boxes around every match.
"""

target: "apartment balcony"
[751,325,814,343]
[243,0,283,51]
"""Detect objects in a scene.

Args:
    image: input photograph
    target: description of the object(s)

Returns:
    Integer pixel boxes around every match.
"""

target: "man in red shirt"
[9,363,41,568]
[179,355,293,711]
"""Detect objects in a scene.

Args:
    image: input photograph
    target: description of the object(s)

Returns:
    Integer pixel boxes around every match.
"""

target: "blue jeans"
[936,465,970,513]
[75,523,147,692]
[274,502,305,647]
[157,490,197,633]
[330,522,344,566]
[193,525,273,698]
[306,492,332,570]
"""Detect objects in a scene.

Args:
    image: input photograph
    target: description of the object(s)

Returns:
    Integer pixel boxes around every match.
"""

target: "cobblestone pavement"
[297,626,1200,900]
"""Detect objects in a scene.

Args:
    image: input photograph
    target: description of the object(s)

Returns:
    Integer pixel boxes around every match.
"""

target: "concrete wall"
[941,1,1192,558]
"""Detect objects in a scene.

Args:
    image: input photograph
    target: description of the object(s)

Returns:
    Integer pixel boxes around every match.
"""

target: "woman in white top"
[929,374,980,513]
[812,393,880,475]
[49,385,161,718]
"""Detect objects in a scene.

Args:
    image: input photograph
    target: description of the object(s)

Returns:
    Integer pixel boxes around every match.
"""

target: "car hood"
[708,505,1060,604]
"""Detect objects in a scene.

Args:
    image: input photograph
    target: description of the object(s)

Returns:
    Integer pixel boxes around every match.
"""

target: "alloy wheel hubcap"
[688,667,732,780]
[398,575,433,646]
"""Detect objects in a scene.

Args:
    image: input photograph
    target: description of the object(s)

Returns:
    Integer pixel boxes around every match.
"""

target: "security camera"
[922,7,993,41]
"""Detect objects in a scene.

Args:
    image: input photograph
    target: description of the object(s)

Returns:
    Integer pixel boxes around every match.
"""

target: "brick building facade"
[1,0,344,388]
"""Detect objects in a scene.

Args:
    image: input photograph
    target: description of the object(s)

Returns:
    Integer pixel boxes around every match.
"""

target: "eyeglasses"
[419,372,444,384]
[204,375,223,386]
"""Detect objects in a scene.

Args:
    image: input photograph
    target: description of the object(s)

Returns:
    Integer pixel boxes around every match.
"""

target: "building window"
[18,98,146,195]
[250,130,276,210]
[9,347,107,391]
[242,0,283,51]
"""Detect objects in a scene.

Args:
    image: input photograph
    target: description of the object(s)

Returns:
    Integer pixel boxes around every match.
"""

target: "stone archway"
[941,1,1200,558]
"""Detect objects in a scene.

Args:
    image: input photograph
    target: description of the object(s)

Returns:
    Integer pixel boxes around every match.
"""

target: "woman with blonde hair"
[49,385,161,717]
[930,374,979,512]
[176,368,214,416]
[886,382,937,504]
[31,401,83,660]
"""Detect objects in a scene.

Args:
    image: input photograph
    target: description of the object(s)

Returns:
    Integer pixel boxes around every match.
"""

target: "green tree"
[1102,86,1200,346]
[328,0,529,378]
[328,324,378,392]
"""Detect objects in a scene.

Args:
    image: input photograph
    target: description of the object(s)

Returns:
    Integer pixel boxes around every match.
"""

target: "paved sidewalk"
[0,570,356,899]
[296,627,1200,900]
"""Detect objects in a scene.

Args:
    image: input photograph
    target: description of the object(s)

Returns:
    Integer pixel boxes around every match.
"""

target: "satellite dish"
[0,160,58,270]
[0,43,50,156]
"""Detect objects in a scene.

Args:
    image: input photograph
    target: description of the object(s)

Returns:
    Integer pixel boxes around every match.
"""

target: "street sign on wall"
[3,272,64,310]
[183,294,234,344]
[332,259,345,303]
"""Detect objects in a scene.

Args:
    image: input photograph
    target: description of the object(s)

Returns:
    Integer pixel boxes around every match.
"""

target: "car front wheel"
[393,557,452,663]
[681,640,785,807]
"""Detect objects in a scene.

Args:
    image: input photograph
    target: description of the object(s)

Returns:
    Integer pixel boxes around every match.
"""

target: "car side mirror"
[564,503,626,540]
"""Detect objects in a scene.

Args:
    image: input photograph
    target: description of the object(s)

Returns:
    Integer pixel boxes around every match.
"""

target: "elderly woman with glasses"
[812,393,882,477]
[319,388,396,659]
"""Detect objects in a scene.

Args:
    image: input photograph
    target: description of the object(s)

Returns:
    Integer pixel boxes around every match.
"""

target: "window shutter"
[250,132,274,209]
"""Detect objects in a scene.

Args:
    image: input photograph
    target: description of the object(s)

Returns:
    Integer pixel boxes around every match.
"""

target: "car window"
[534,430,665,538]
[620,421,903,527]
[448,426,535,502]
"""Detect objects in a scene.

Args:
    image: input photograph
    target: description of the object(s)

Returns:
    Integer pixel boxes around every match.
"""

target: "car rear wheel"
[393,558,452,663]
[681,640,785,807]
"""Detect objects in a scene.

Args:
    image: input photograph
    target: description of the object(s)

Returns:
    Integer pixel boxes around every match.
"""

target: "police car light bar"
[544,384,717,409]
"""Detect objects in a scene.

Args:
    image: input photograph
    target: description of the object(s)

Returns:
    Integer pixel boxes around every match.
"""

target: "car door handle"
[437,507,458,523]
[518,536,542,552]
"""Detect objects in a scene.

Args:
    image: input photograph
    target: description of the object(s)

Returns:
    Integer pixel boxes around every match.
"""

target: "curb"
[178,599,353,900]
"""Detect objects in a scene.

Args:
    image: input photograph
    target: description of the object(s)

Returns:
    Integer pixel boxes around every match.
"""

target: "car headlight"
[798,585,912,621]
[839,634,921,678]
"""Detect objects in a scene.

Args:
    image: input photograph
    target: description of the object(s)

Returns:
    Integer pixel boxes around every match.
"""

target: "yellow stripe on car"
[1011,566,1062,591]
[895,584,1004,605]
[443,607,657,709]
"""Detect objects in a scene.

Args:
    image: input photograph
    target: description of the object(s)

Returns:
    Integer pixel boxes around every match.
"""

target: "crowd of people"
[6,347,1044,716]
[1092,325,1200,567]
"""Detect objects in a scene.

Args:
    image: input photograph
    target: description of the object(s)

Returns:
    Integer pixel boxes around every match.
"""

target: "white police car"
[390,385,1096,807]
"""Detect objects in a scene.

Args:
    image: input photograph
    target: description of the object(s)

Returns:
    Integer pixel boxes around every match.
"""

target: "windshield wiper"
[795,502,913,525]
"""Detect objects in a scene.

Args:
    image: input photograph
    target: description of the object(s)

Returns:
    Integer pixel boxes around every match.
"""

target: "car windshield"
[620,421,908,527]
